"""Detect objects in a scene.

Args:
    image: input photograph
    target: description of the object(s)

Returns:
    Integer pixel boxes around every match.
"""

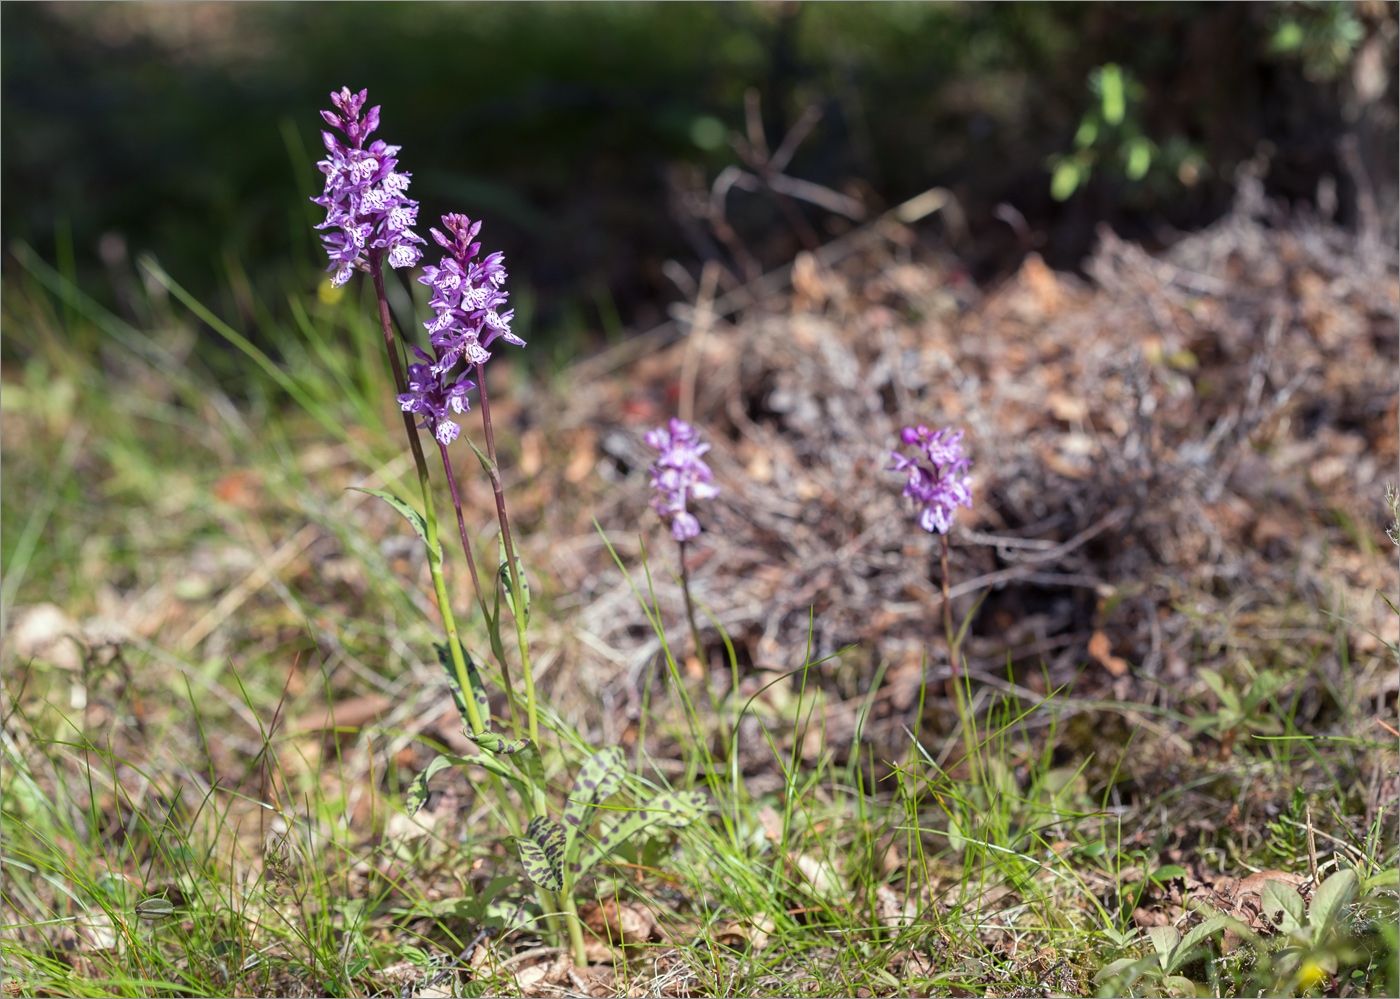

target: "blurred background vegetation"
[3,1,1396,370]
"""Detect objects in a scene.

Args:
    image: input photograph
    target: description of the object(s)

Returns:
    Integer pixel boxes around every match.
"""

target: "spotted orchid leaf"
[470,731,531,756]
[497,536,531,622]
[351,488,442,564]
[406,754,462,817]
[571,790,706,879]
[517,816,566,891]
[561,747,625,857]
[435,640,491,732]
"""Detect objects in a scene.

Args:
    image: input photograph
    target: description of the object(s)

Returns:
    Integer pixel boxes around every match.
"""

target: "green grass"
[2,248,1396,998]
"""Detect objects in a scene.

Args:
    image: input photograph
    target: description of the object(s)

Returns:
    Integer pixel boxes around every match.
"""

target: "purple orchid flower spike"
[888,424,973,535]
[645,418,720,541]
[311,86,425,286]
[397,346,475,446]
[418,213,523,371]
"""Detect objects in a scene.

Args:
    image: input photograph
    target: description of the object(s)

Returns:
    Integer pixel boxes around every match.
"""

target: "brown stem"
[369,257,430,480]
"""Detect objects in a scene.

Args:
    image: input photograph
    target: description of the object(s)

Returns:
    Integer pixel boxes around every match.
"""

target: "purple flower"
[888,424,973,535]
[312,87,425,286]
[645,418,720,541]
[397,346,475,446]
[418,213,523,371]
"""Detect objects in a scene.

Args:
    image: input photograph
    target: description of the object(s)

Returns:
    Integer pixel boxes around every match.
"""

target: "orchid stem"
[475,363,544,803]
[370,256,483,738]
[438,438,522,739]
[941,532,979,779]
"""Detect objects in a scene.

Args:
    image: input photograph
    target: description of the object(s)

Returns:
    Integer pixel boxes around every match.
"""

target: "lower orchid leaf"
[497,536,531,622]
[571,790,706,879]
[435,640,492,732]
[406,755,466,817]
[351,487,442,564]
[561,747,625,855]
[471,731,530,755]
[517,816,567,891]
[516,836,562,891]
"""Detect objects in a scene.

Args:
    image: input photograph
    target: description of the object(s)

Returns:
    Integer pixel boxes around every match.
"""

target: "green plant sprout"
[1189,663,1298,759]
[1048,62,1206,202]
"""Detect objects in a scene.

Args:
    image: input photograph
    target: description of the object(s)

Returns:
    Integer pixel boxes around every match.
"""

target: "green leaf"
[1162,974,1198,995]
[1051,160,1082,202]
[527,816,567,873]
[135,896,175,922]
[435,640,492,732]
[572,790,706,879]
[350,487,441,563]
[516,835,562,891]
[469,752,528,794]
[1309,868,1357,941]
[406,755,457,817]
[1099,63,1126,125]
[1148,925,1180,969]
[497,536,530,622]
[946,813,968,853]
[1091,956,1140,986]
[1170,913,1256,973]
[507,740,546,788]
[562,747,625,857]
[466,436,494,476]
[515,816,566,891]
[1125,137,1152,180]
[1151,865,1188,884]
[1262,879,1305,934]
[470,731,531,755]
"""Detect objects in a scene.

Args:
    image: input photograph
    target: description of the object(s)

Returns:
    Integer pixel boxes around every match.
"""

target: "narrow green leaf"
[572,790,705,879]
[467,437,495,476]
[497,536,530,622]
[1309,868,1357,940]
[135,896,175,922]
[435,640,492,732]
[406,755,457,817]
[351,487,442,563]
[1262,879,1305,934]
[562,748,626,857]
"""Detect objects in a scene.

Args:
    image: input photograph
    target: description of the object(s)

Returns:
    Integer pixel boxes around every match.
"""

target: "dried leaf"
[1088,630,1129,676]
[580,898,658,945]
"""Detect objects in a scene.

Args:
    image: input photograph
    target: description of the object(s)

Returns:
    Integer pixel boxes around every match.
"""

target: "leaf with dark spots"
[562,747,625,857]
[471,731,530,755]
[406,755,457,817]
[435,640,491,732]
[527,816,567,867]
[516,835,563,891]
[574,790,706,878]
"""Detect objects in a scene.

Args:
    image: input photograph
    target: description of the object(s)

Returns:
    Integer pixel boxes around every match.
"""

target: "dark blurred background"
[4,1,1396,364]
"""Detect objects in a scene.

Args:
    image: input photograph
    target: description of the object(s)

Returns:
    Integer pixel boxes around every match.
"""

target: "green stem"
[941,532,979,780]
[439,439,522,739]
[370,258,483,738]
[475,363,540,764]
[560,883,589,966]
[679,538,726,745]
